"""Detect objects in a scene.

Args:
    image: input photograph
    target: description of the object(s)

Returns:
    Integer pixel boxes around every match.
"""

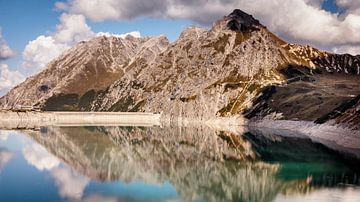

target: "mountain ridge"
[1,9,359,129]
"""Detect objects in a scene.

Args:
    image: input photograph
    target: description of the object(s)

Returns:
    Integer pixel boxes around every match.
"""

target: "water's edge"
[1,111,359,159]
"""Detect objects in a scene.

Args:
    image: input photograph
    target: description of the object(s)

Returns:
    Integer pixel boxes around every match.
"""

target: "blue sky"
[0,0,359,95]
[322,0,342,12]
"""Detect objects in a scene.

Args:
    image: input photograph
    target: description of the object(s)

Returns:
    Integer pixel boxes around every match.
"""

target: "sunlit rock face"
[0,35,169,111]
[24,126,360,202]
[90,10,291,119]
[1,9,359,128]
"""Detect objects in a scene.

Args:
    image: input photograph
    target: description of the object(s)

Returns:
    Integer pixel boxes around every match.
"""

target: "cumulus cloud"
[96,31,141,38]
[22,36,70,71]
[0,148,14,171]
[53,13,94,44]
[23,12,142,73]
[56,0,360,55]
[0,130,11,141]
[0,63,25,95]
[51,167,90,199]
[336,0,360,11]
[332,44,360,55]
[235,0,360,54]
[56,0,234,25]
[23,13,95,72]
[0,29,15,60]
[22,141,89,200]
[303,0,326,8]
[23,143,61,171]
[55,0,166,22]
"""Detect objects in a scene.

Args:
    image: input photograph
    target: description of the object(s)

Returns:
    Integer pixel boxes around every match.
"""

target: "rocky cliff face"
[0,35,169,110]
[1,9,359,128]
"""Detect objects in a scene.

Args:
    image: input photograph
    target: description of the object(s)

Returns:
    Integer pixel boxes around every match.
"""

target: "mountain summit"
[1,9,359,128]
[227,9,262,31]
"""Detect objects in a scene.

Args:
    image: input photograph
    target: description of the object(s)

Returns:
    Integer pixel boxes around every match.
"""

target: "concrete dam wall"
[0,111,162,129]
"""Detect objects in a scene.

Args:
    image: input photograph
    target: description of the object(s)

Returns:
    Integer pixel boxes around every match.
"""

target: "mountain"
[0,35,169,110]
[1,9,359,128]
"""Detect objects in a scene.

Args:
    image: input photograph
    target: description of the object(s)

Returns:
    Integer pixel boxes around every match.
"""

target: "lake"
[0,125,359,202]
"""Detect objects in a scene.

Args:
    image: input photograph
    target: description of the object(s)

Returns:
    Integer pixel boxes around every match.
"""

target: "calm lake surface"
[0,125,359,202]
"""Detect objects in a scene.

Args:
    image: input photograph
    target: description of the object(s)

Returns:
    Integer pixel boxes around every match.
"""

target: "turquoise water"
[0,126,359,202]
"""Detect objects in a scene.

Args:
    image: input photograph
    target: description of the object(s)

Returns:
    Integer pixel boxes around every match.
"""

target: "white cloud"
[332,45,360,55]
[53,13,94,44]
[22,12,142,74]
[0,63,25,95]
[96,31,141,38]
[0,29,15,60]
[22,35,70,71]
[235,0,360,54]
[336,0,360,11]
[55,0,166,22]
[56,0,360,55]
[303,0,325,8]
[22,143,61,171]
[51,167,90,199]
[22,141,89,200]
[55,0,232,25]
[22,13,95,72]
[0,131,10,141]
[0,148,14,171]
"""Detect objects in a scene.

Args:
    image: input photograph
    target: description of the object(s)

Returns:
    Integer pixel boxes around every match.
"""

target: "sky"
[0,0,359,95]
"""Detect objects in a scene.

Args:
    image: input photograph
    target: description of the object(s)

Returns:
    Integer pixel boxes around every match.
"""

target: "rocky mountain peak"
[178,27,207,41]
[210,9,264,37]
[226,9,262,32]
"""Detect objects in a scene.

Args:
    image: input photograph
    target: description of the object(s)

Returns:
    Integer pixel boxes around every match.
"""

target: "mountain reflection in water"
[0,126,359,202]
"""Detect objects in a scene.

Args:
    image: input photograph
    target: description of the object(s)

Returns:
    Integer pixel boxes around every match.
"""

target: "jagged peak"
[226,9,262,32]
[87,34,137,44]
[142,35,169,43]
[211,9,264,34]
[138,35,170,53]
[178,27,207,41]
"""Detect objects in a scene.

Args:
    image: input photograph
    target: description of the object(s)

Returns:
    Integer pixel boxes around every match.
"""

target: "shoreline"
[1,111,359,158]
[0,111,250,129]
[250,119,360,158]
